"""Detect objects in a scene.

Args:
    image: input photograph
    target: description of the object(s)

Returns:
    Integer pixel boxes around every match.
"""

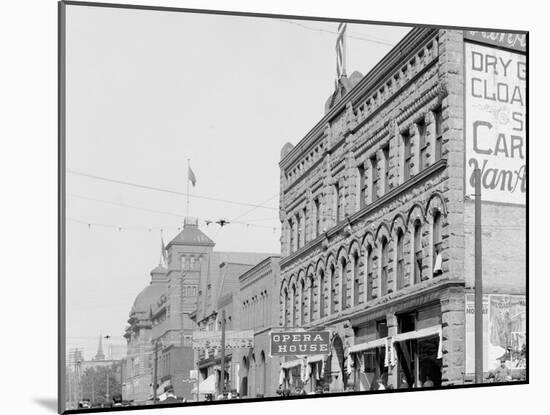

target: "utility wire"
[67,170,278,211]
[278,19,396,46]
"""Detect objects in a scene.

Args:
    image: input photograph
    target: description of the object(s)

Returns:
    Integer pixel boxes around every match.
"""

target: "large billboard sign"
[270,330,330,356]
[465,294,526,374]
[464,40,526,205]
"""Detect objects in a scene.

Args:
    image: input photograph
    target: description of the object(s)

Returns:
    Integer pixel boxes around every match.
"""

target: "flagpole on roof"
[187,159,190,218]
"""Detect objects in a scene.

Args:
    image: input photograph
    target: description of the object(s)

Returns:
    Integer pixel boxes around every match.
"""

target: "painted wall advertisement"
[464,41,526,205]
[465,294,526,374]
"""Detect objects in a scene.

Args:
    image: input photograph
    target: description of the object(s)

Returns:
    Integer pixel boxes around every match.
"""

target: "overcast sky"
[64,4,411,360]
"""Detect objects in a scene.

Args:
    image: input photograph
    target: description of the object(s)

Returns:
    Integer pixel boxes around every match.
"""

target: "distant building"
[122,265,167,403]
[237,256,281,398]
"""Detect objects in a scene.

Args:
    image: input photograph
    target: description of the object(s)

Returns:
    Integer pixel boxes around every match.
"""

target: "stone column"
[440,287,466,385]
[386,313,398,389]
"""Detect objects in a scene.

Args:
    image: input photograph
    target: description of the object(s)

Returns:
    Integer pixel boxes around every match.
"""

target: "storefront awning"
[349,337,387,354]
[307,354,328,364]
[281,359,303,369]
[392,324,443,360]
[191,374,217,395]
[392,324,442,343]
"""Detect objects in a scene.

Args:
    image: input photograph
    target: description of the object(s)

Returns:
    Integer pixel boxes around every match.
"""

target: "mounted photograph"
[59,1,527,413]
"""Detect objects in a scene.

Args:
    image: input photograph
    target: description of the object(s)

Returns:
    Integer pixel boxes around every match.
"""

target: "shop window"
[417,119,428,170]
[376,319,388,338]
[403,131,412,180]
[398,312,416,333]
[396,229,405,290]
[395,311,442,390]
[434,107,443,161]
[414,221,423,284]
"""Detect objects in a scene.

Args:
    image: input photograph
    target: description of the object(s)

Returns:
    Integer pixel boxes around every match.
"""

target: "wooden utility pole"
[474,168,484,384]
[218,310,226,398]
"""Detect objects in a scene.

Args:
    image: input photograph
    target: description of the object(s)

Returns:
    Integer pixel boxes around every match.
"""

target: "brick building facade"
[278,27,525,392]
[237,256,281,398]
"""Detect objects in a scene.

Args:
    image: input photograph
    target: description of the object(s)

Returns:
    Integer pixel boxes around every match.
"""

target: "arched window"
[340,256,348,310]
[433,211,443,276]
[308,274,315,323]
[414,221,423,284]
[282,287,289,327]
[352,251,360,306]
[300,279,306,326]
[291,284,297,327]
[319,269,325,319]
[330,264,336,315]
[396,229,405,290]
[380,237,389,296]
[366,246,374,302]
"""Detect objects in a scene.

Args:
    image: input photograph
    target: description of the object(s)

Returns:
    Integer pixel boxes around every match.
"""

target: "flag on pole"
[335,22,347,85]
[188,166,197,187]
[160,230,168,267]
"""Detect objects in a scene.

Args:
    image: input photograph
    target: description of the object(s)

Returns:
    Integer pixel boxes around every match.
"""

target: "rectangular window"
[370,155,378,202]
[434,107,443,161]
[288,219,294,253]
[358,165,366,210]
[403,131,412,180]
[314,198,321,237]
[334,183,341,223]
[303,207,307,245]
[297,214,302,249]
[417,120,428,170]
[383,145,390,193]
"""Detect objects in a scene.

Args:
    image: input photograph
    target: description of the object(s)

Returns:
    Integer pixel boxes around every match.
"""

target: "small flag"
[188,166,197,187]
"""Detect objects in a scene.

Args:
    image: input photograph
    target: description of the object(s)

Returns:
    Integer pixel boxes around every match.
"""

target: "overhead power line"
[278,19,397,46]
[67,170,279,211]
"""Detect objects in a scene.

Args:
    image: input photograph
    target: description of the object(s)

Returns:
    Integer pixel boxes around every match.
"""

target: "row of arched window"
[280,193,447,328]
